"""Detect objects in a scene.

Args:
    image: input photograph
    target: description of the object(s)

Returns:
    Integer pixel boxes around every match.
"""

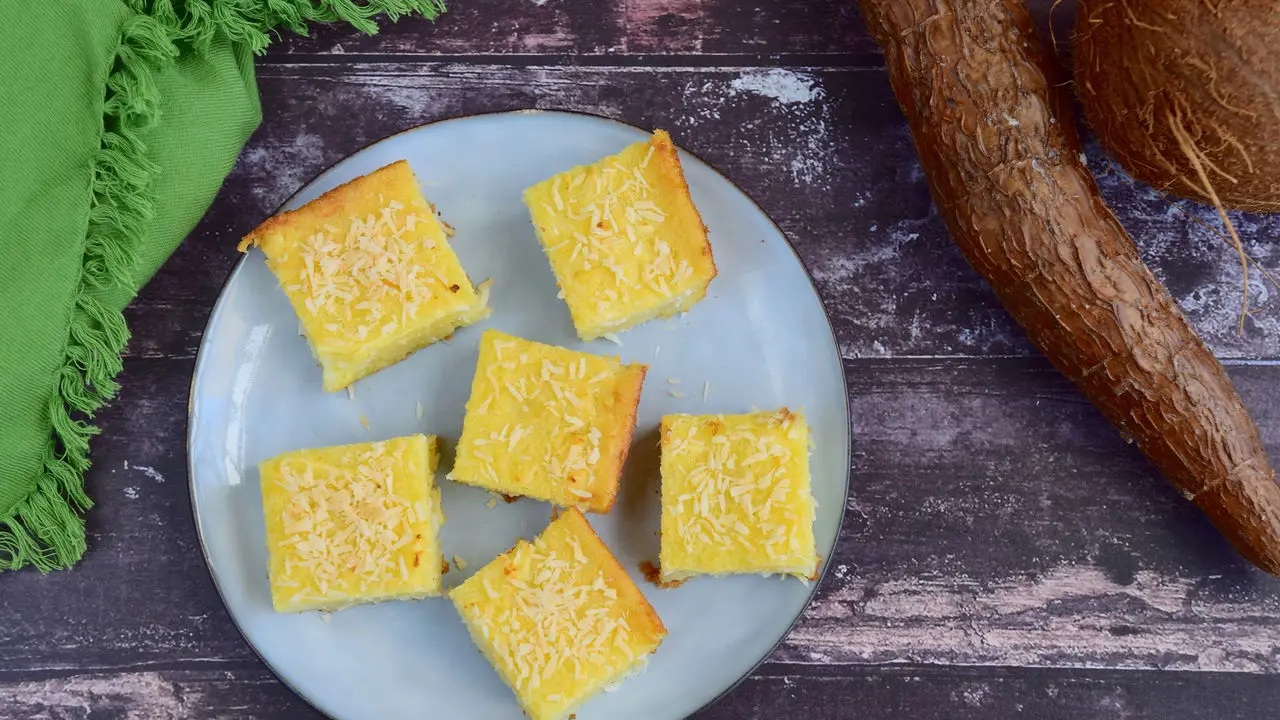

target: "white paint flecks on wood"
[729,68,825,104]
[622,0,705,53]
[0,673,187,719]
[783,565,1280,672]
[120,62,1280,362]
[235,132,331,211]
[229,63,1280,363]
[131,465,166,484]
[263,0,878,58]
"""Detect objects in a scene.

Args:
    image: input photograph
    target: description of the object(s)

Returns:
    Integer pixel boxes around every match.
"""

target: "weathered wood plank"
[0,665,305,720]
[709,663,1280,719]
[780,358,1280,672]
[134,63,1280,363]
[265,0,875,58]
[4,662,1279,720]
[6,357,1280,677]
[0,361,256,671]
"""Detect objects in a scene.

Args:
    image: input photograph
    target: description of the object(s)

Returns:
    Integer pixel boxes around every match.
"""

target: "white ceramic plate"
[189,110,849,720]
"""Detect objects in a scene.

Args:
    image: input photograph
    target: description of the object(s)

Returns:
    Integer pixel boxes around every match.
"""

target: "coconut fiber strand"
[0,0,445,573]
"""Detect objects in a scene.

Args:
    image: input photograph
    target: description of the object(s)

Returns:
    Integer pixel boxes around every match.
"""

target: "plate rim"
[186,107,851,720]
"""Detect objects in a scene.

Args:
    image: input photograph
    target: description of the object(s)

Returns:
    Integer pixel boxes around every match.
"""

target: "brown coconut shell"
[1074,0,1280,213]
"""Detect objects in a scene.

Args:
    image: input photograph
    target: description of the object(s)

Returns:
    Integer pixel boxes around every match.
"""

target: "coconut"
[1074,0,1280,213]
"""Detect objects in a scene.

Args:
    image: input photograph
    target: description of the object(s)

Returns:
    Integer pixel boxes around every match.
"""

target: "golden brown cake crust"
[563,508,667,638]
[639,560,685,590]
[650,130,718,291]
[237,159,414,253]
[595,364,647,513]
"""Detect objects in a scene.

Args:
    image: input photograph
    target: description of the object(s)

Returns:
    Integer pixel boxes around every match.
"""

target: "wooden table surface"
[5,1,1280,718]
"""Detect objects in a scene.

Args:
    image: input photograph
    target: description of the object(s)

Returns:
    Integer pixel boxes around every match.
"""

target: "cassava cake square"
[523,130,716,340]
[259,434,445,613]
[658,408,817,583]
[448,329,646,513]
[239,160,489,392]
[449,508,666,720]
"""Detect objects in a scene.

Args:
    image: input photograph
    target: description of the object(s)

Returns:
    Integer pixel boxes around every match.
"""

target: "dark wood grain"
[730,664,1280,719]
[7,0,1280,718]
[6,663,1280,720]
[7,662,1280,720]
[268,0,874,58]
[137,62,1280,363]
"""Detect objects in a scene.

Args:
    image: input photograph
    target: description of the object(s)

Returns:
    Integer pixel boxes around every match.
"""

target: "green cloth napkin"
[0,0,444,573]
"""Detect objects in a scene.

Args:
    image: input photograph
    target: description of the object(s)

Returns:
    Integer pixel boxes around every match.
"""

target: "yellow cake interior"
[524,130,716,340]
[259,434,445,612]
[239,160,490,392]
[450,508,666,720]
[659,408,817,582]
[449,329,646,513]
